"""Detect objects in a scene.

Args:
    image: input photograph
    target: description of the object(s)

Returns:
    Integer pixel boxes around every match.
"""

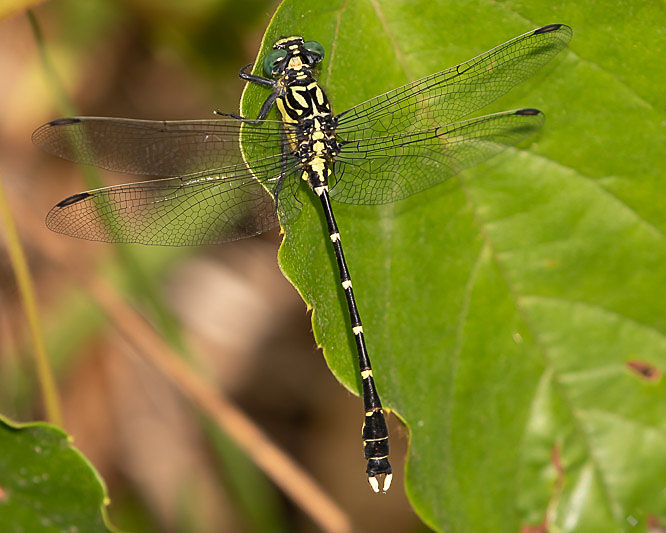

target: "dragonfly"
[33,23,572,493]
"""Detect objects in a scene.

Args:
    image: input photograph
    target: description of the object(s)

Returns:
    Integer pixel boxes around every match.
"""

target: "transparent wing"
[32,117,285,177]
[335,24,571,137]
[46,154,301,246]
[330,109,544,204]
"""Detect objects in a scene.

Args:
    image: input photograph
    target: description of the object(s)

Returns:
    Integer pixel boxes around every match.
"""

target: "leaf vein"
[457,174,622,525]
[521,294,666,342]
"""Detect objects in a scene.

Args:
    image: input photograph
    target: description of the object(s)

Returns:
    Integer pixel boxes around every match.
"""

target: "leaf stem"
[0,177,63,426]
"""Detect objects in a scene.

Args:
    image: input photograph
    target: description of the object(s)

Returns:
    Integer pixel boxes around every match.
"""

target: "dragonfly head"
[264,36,324,77]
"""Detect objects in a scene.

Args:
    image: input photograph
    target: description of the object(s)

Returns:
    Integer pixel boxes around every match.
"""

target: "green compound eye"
[304,40,324,61]
[263,49,287,76]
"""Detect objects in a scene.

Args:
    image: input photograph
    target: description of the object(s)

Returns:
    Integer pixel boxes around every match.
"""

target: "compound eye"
[263,49,287,76]
[303,40,325,63]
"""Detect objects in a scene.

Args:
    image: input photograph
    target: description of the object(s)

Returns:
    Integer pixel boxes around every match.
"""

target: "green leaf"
[241,1,666,530]
[0,416,110,531]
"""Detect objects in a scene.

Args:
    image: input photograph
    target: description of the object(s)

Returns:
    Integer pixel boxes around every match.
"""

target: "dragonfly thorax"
[271,58,338,189]
[263,36,337,188]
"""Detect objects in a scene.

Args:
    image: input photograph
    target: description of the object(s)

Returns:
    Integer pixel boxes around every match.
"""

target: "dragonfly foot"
[214,109,245,120]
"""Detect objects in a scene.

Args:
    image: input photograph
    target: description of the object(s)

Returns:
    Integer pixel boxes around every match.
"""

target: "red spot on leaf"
[521,524,547,533]
[626,360,661,381]
[0,486,6,501]
[551,445,564,477]
[522,445,565,533]
[646,514,663,528]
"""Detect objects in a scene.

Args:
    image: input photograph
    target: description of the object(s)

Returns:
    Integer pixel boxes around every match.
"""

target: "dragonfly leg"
[215,89,280,124]
[254,91,280,121]
[239,63,275,87]
[213,109,245,120]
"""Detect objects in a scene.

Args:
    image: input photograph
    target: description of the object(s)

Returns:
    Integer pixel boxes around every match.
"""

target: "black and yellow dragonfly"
[33,24,572,493]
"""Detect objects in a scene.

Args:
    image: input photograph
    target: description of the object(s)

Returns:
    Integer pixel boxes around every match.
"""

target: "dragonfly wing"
[33,117,285,177]
[335,24,571,137]
[331,109,544,205]
[45,159,301,245]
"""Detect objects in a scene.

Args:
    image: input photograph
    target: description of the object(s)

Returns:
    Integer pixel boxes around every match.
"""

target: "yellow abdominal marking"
[342,279,352,289]
[276,99,297,123]
[310,157,326,174]
[361,369,373,379]
[353,325,364,335]
[291,88,309,108]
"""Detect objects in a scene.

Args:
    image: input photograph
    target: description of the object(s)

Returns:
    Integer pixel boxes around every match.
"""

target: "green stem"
[0,178,63,426]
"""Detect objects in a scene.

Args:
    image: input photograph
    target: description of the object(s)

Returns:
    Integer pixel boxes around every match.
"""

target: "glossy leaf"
[0,416,110,531]
[240,0,666,530]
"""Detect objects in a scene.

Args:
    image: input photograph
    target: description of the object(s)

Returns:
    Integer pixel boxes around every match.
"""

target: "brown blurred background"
[0,1,422,531]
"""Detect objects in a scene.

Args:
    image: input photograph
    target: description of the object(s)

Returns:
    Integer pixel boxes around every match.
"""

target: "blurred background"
[0,1,421,530]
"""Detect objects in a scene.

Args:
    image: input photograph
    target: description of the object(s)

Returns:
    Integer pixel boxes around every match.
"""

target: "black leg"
[254,91,280,121]
[215,74,280,123]
[214,91,278,123]
[213,109,245,120]
[315,186,392,493]
[239,63,275,87]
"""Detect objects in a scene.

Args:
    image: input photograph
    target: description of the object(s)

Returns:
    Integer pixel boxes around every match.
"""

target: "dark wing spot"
[534,24,563,35]
[515,108,542,116]
[48,117,82,126]
[56,192,91,207]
